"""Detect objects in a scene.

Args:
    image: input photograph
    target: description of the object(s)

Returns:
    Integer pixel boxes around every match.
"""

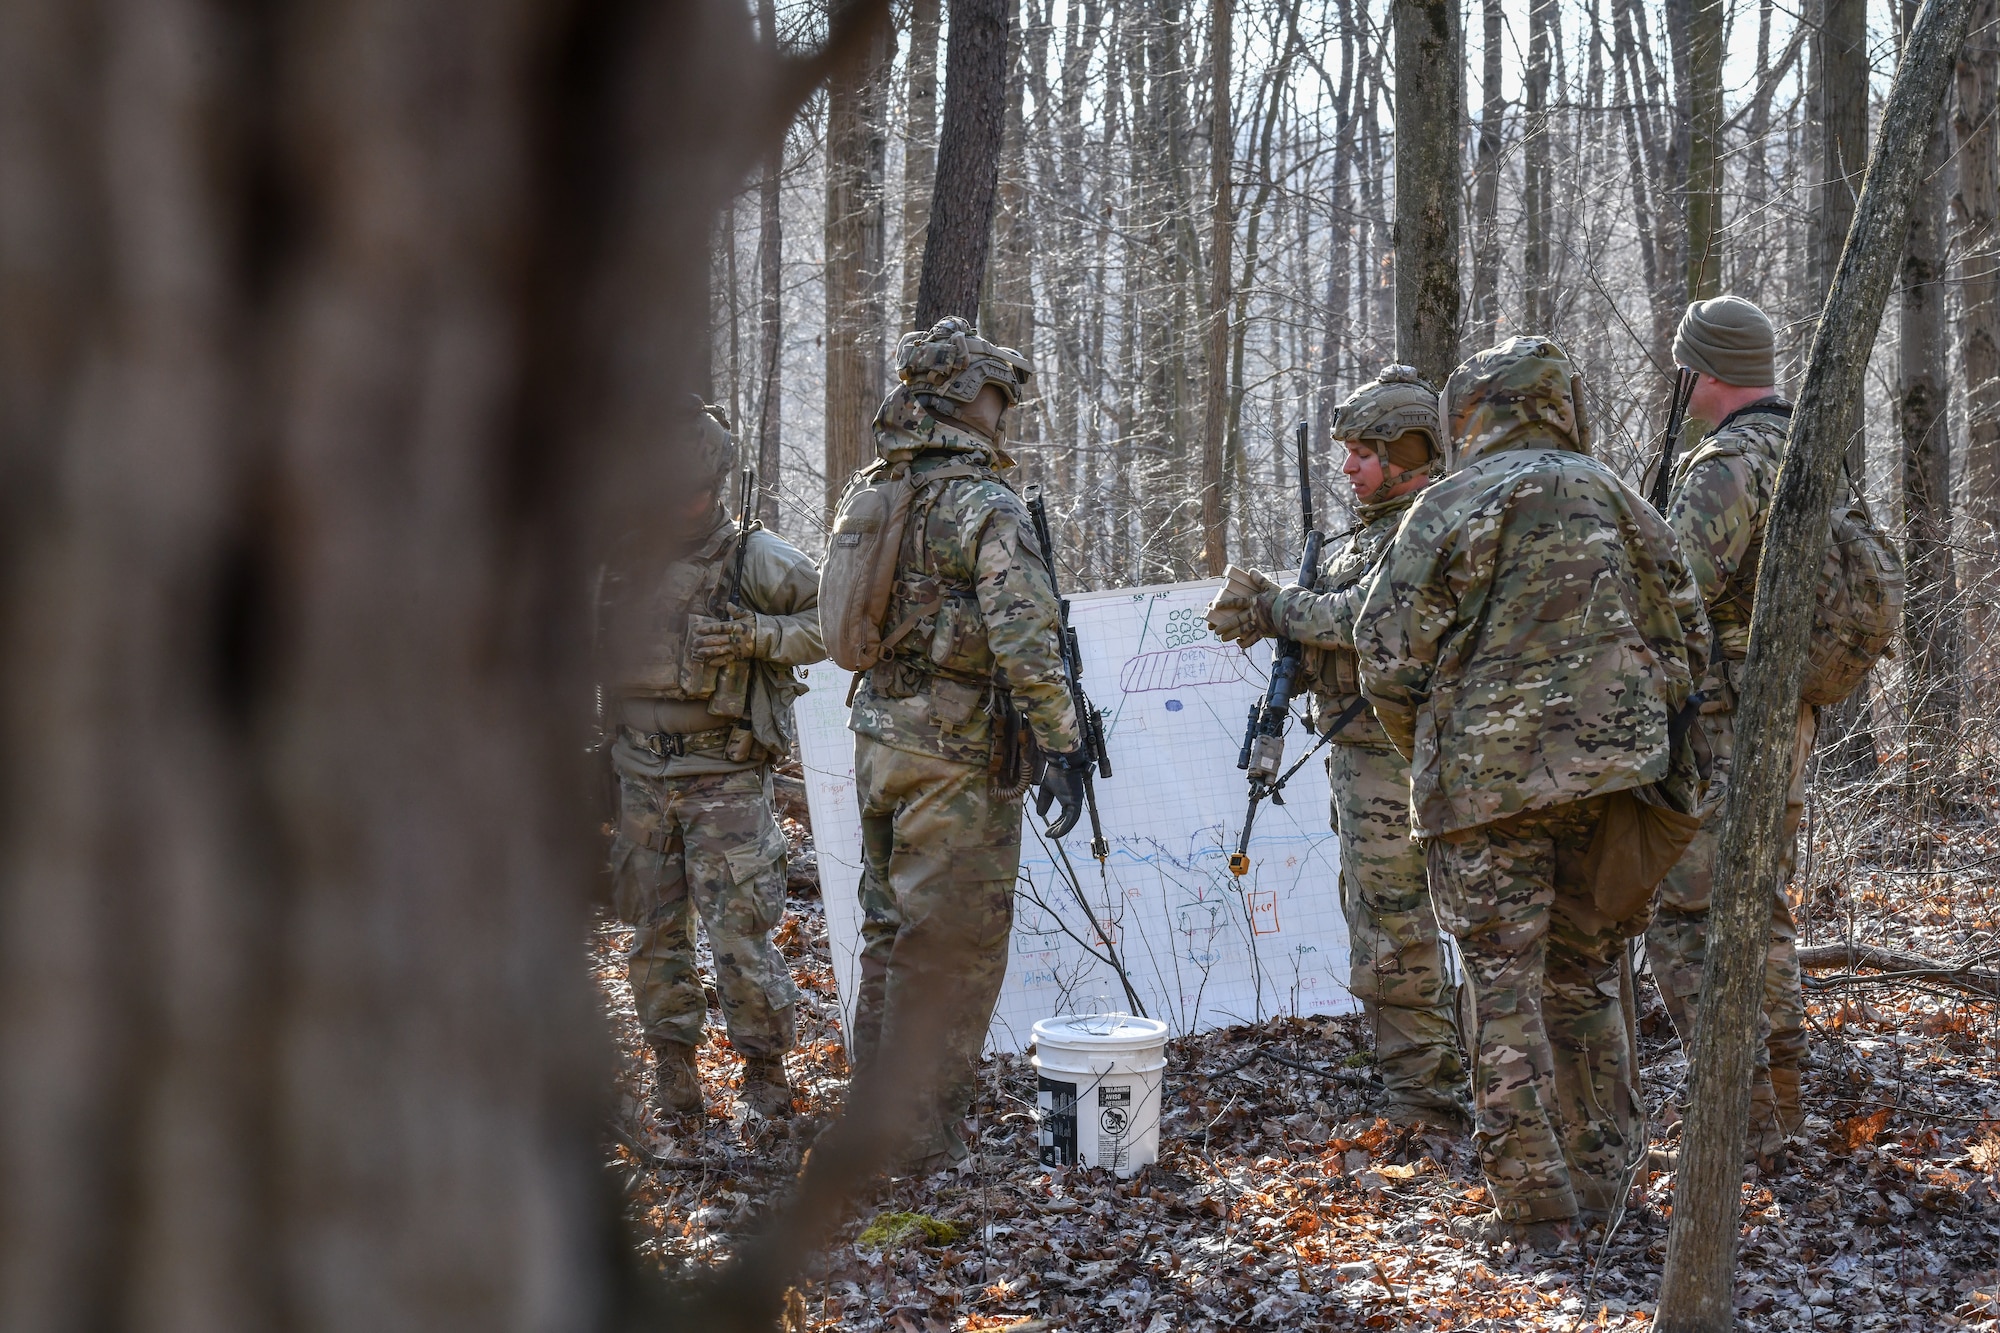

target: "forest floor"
[599,799,2000,1331]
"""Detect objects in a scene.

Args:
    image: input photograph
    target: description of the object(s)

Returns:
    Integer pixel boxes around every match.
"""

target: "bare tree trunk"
[0,1,887,1329]
[1524,0,1553,329]
[917,0,1009,326]
[824,19,894,516]
[1685,0,1724,297]
[1655,0,1976,1320]
[901,0,944,328]
[1902,10,1960,770]
[1814,0,1882,775]
[1471,0,1505,345]
[1313,0,1358,464]
[1200,0,1233,573]
[1815,0,1872,474]
[1394,0,1462,383]
[983,0,1035,407]
[1956,0,2000,583]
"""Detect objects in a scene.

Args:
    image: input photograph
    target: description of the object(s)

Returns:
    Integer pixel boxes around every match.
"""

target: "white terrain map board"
[794,578,1357,1056]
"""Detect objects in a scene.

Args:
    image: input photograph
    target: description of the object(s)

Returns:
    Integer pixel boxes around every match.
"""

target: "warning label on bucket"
[1037,1077,1078,1166]
[1098,1085,1133,1169]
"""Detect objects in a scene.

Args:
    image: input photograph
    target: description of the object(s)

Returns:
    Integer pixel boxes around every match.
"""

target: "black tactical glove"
[1035,748,1089,839]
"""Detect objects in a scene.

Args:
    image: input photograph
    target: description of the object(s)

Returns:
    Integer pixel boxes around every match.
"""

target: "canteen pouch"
[1576,787,1702,934]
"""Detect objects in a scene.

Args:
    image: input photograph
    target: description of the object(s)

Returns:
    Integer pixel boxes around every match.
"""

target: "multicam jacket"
[1265,490,1422,749]
[1354,436,1710,837]
[1665,399,1790,667]
[848,417,1081,766]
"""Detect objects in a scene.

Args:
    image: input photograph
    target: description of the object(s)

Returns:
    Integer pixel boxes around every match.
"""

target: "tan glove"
[1206,565,1280,646]
[689,607,762,663]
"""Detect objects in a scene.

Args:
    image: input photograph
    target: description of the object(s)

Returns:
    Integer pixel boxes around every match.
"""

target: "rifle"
[727,465,758,605]
[719,465,759,759]
[1229,422,1322,877]
[1649,367,1698,513]
[1022,485,1114,870]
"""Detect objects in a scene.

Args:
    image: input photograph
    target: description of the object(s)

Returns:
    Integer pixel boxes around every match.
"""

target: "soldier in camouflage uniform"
[1354,338,1710,1249]
[844,318,1084,1174]
[1206,367,1469,1134]
[1647,296,1815,1154]
[598,400,824,1120]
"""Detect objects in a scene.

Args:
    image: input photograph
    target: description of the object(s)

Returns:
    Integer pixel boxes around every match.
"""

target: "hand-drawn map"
[794,578,1357,1056]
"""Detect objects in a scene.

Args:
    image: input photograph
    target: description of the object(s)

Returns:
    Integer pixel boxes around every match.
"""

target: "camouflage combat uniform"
[599,419,823,1115]
[1648,398,1814,1137]
[845,332,1080,1171]
[1355,338,1709,1224]
[1268,495,1468,1130]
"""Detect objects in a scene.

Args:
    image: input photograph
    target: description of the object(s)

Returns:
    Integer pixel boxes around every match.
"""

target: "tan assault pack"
[819,460,984,672]
[1801,495,1905,707]
[1692,425,1905,709]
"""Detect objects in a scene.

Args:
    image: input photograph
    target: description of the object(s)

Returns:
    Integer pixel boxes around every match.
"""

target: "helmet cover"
[1331,364,1442,469]
[894,316,1034,425]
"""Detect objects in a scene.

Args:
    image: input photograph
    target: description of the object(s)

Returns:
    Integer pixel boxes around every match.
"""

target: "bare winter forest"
[3,0,2000,1330]
[636,0,2000,1327]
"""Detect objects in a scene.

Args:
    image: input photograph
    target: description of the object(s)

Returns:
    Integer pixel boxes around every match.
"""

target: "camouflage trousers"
[1646,700,1814,1117]
[1427,797,1644,1223]
[1328,741,1467,1124]
[851,737,1022,1164]
[608,762,798,1057]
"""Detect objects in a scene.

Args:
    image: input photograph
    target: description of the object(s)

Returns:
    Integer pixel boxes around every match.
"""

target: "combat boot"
[1769,1062,1805,1136]
[1451,1209,1576,1255]
[1747,1077,1788,1167]
[740,1053,794,1118]
[650,1040,705,1119]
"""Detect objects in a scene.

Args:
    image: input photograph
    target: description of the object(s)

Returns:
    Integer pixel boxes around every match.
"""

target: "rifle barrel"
[1294,420,1313,537]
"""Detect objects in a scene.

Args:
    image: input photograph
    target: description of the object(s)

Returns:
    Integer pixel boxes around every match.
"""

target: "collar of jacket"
[1715,397,1793,434]
[1355,485,1424,524]
[875,415,1015,471]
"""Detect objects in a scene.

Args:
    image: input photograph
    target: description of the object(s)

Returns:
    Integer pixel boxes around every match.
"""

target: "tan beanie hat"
[1673,296,1777,387]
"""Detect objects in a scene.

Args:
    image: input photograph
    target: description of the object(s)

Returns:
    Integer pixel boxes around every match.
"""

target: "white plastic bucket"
[1030,1013,1169,1177]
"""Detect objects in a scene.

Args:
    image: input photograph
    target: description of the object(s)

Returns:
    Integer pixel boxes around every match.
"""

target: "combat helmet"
[894,316,1034,440]
[1331,365,1442,497]
[1442,335,1592,467]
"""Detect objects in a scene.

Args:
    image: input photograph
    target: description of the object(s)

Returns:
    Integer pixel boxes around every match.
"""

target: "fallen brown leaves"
[591,803,2000,1330]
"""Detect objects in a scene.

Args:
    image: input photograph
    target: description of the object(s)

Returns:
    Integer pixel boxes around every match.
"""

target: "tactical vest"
[866,455,1013,701]
[600,519,749,713]
[1300,498,1409,700]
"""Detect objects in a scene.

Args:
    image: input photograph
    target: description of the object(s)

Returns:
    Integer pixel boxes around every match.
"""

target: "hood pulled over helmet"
[1442,335,1592,466]
[685,394,740,489]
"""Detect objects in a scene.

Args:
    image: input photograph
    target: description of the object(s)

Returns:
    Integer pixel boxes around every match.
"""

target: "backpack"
[1800,494,1905,707]
[819,460,984,672]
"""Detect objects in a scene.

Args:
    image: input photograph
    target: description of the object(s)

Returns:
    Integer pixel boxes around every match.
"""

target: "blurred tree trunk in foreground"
[0,2,880,1329]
